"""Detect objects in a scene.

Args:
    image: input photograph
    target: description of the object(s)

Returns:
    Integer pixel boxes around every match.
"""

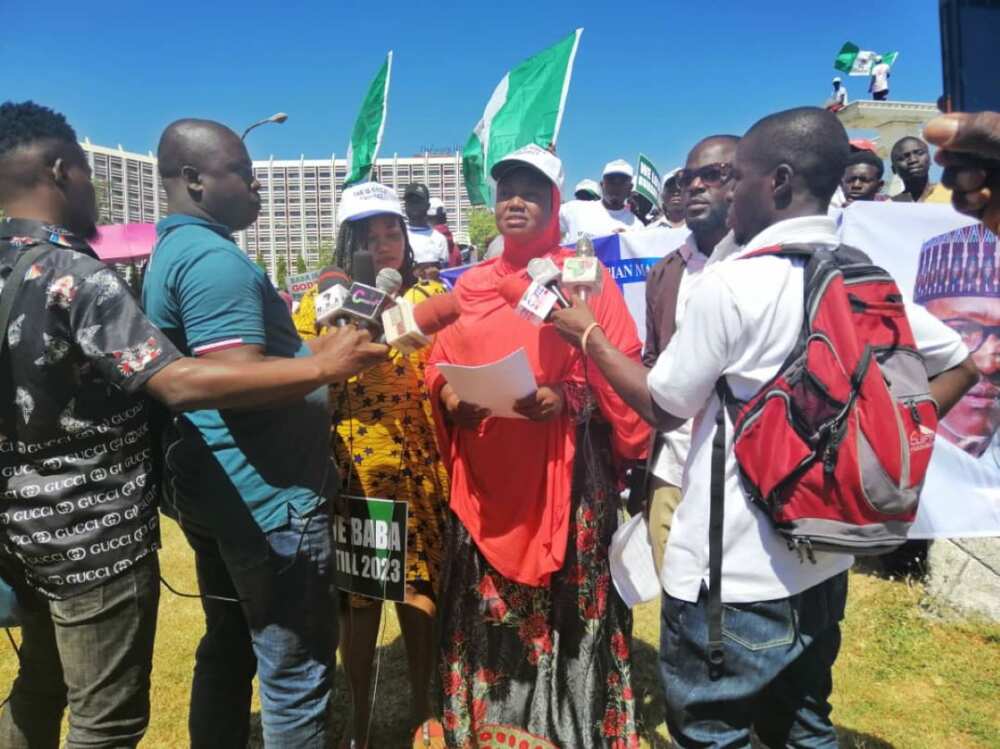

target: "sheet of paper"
[436,348,538,419]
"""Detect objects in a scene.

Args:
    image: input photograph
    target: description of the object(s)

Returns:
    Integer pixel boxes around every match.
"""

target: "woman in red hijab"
[426,145,649,748]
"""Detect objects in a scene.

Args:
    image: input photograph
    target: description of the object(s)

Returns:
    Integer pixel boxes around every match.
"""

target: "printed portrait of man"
[915,225,1000,483]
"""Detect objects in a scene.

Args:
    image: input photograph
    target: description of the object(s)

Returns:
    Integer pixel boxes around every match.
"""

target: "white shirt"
[647,216,686,231]
[833,86,848,105]
[560,199,640,242]
[647,215,968,604]
[407,226,449,265]
[651,231,740,488]
[871,63,890,92]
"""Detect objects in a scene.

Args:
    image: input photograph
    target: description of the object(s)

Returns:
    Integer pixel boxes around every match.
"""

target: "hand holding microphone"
[312,325,390,382]
[497,270,601,353]
[562,234,602,302]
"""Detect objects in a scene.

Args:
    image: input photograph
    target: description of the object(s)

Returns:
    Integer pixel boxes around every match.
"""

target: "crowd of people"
[0,95,999,749]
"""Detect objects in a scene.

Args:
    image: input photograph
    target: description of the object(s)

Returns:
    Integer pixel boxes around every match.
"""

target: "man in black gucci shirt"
[0,101,386,747]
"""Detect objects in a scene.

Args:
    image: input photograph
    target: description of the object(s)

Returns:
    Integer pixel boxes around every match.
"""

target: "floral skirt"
[438,422,639,749]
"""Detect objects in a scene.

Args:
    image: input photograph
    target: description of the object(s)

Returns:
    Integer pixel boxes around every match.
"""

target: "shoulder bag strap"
[707,378,728,680]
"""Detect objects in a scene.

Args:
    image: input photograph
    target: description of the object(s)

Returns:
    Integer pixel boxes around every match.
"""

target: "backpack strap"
[707,378,729,680]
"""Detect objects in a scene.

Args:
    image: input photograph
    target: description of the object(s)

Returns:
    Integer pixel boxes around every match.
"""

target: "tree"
[310,240,336,271]
[276,256,288,288]
[92,178,112,225]
[467,207,498,258]
[294,254,308,275]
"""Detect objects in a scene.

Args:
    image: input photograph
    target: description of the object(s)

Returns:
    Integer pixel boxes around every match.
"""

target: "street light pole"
[241,112,288,141]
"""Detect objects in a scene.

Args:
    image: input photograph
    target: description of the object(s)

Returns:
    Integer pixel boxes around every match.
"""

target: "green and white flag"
[635,154,661,206]
[463,29,583,205]
[834,42,899,76]
[345,51,392,187]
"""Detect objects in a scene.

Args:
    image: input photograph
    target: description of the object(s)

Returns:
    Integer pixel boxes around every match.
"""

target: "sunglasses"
[677,163,734,190]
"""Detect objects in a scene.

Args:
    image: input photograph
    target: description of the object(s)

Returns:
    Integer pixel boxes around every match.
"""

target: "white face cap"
[491,143,565,192]
[661,167,682,191]
[574,178,601,197]
[602,159,634,179]
[833,76,842,83]
[339,182,403,222]
[426,197,445,215]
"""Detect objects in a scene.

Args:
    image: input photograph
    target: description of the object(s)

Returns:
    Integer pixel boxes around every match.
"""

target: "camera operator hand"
[312,325,390,383]
[925,111,1000,234]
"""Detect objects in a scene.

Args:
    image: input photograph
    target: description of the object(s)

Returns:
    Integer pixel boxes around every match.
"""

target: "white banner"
[840,202,1000,539]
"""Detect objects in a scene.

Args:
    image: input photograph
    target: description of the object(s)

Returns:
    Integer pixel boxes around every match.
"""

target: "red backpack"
[706,244,937,676]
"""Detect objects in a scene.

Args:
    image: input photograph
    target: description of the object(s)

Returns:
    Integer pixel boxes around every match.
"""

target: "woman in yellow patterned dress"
[293,183,450,748]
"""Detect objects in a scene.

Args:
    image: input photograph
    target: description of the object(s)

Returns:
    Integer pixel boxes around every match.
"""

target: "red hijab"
[425,182,648,586]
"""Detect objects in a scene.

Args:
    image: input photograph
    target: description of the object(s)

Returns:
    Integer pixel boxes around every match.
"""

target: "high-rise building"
[80,140,473,276]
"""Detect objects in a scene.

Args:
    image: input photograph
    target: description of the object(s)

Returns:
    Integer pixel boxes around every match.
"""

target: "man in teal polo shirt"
[142,119,355,749]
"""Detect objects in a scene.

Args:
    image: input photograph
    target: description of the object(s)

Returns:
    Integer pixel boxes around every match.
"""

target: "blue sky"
[5,0,945,194]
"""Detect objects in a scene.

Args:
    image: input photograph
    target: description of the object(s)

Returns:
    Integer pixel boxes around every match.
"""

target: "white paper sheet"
[436,348,538,419]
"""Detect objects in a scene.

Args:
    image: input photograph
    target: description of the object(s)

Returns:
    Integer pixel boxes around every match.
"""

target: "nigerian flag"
[463,29,583,205]
[345,51,392,187]
[834,42,899,76]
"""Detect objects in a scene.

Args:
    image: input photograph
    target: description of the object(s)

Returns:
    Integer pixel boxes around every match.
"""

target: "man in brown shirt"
[642,135,739,574]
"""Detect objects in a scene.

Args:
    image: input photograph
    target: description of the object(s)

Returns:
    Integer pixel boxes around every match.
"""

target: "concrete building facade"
[80,140,472,276]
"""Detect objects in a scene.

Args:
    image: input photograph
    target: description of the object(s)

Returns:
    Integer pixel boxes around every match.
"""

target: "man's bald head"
[739,107,849,204]
[158,119,244,178]
[729,107,848,245]
[157,118,260,232]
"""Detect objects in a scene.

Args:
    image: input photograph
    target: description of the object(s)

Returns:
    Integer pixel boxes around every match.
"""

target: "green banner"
[635,153,661,207]
[333,495,408,602]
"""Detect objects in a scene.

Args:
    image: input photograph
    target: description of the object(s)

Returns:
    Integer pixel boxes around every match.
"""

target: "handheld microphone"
[331,282,391,332]
[382,293,461,354]
[314,266,353,328]
[497,274,564,326]
[526,257,571,308]
[375,267,403,300]
[563,233,602,302]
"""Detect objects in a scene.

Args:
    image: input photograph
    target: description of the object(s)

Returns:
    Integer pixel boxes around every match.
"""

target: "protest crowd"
[2,29,1000,749]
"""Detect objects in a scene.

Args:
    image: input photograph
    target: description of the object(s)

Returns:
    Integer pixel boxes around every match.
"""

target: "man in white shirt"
[640,135,739,577]
[402,182,449,278]
[870,55,891,100]
[560,159,641,241]
[647,168,686,229]
[551,107,978,748]
[826,77,848,111]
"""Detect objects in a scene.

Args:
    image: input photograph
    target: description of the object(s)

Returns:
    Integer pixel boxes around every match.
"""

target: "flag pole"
[551,28,583,148]
[369,50,393,183]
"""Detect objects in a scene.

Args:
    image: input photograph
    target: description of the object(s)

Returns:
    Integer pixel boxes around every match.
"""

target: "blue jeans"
[181,504,337,749]
[659,572,847,749]
[0,554,160,748]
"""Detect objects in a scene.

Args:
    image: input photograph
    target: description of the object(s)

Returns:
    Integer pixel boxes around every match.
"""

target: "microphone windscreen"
[412,293,461,335]
[375,267,403,296]
[317,265,351,293]
[527,256,561,284]
[497,274,532,307]
[352,251,377,287]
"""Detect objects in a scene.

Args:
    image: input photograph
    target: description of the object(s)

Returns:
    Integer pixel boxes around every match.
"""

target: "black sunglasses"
[943,317,1000,354]
[677,163,734,190]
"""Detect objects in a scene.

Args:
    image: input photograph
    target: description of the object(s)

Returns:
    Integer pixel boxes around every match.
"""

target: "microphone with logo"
[526,256,570,308]
[497,273,567,326]
[562,233,602,303]
[314,266,353,328]
[320,252,394,333]
[382,293,462,354]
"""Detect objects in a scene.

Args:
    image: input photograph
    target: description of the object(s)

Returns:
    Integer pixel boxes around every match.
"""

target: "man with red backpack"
[552,107,978,747]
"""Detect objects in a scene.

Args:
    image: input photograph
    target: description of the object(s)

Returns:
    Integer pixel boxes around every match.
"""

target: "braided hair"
[334,214,417,289]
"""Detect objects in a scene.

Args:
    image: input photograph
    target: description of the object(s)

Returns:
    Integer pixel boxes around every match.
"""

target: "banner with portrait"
[840,201,1000,538]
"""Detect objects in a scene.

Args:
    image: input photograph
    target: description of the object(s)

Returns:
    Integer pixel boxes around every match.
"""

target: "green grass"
[2,519,998,748]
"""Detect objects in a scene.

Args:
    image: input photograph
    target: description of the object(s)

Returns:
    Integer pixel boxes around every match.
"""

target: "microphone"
[382,293,461,354]
[497,273,565,326]
[526,257,571,308]
[330,282,391,332]
[352,250,377,286]
[314,266,353,328]
[376,267,403,300]
[562,233,601,302]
